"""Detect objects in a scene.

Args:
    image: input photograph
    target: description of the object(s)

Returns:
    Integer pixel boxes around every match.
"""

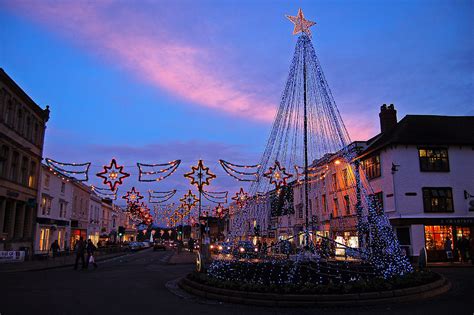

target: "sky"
[0,0,472,212]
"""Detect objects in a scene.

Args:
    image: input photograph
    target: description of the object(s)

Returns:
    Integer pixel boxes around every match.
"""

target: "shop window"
[418,148,449,172]
[362,155,381,180]
[39,228,50,251]
[423,187,454,212]
[424,225,453,251]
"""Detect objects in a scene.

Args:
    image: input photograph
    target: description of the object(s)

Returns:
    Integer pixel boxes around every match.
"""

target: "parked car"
[233,241,259,258]
[153,240,166,251]
[128,242,142,251]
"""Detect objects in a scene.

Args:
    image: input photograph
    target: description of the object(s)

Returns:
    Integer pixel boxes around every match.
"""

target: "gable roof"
[361,115,474,157]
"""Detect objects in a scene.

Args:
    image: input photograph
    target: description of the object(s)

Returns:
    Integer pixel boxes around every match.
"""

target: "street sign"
[0,251,25,263]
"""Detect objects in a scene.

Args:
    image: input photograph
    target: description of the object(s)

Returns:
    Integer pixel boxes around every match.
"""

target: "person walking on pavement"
[444,236,453,263]
[74,237,86,270]
[50,240,60,259]
[86,239,98,269]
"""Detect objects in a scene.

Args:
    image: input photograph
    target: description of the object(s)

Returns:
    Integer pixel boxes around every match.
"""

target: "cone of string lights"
[208,9,413,286]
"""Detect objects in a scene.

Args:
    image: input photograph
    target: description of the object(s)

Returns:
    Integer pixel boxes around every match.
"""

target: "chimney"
[379,104,397,133]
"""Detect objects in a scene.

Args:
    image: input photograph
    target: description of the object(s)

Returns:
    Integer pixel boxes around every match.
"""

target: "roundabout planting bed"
[178,260,450,306]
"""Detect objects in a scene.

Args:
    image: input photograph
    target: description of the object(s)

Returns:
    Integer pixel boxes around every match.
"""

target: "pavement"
[0,249,472,315]
[0,249,131,273]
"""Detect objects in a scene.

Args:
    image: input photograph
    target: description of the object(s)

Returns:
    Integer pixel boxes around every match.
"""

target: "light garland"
[201,190,228,204]
[137,160,181,182]
[180,189,199,211]
[231,188,249,209]
[91,185,118,200]
[148,190,177,203]
[45,158,91,181]
[218,159,260,182]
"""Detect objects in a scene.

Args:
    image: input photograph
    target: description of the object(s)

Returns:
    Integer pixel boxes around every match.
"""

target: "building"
[0,69,50,254]
[100,199,113,242]
[359,106,474,262]
[88,191,102,245]
[70,181,90,248]
[296,105,474,262]
[34,164,73,254]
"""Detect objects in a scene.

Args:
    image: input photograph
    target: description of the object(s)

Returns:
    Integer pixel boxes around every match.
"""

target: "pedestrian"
[50,240,60,259]
[74,237,86,270]
[458,236,467,262]
[444,236,453,263]
[86,239,98,269]
[262,241,268,255]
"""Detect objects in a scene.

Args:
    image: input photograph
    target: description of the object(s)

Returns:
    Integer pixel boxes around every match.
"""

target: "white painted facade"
[34,165,73,254]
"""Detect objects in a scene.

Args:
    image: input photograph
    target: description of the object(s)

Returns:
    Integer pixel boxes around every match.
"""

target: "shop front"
[70,228,87,250]
[35,218,70,254]
[424,219,473,262]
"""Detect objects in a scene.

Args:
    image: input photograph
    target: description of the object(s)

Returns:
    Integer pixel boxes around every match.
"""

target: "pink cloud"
[6,1,277,121]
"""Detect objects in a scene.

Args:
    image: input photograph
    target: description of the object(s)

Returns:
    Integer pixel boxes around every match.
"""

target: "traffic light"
[118,226,125,236]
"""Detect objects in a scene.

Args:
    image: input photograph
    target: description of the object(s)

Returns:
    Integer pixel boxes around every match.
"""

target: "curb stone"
[177,274,451,307]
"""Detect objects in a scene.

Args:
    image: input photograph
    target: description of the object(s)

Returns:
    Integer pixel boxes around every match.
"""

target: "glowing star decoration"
[96,158,130,191]
[184,160,216,191]
[215,203,225,218]
[122,187,144,204]
[286,8,316,37]
[180,190,199,211]
[263,160,293,190]
[232,188,249,208]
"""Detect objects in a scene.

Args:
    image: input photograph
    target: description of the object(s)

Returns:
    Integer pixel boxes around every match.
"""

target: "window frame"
[422,187,454,213]
[362,154,381,180]
[418,147,450,172]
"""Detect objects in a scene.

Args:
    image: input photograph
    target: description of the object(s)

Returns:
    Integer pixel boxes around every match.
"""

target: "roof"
[0,68,50,120]
[361,115,474,157]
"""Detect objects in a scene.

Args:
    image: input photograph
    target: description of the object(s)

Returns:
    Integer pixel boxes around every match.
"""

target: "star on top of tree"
[96,158,130,191]
[184,159,216,191]
[263,160,293,190]
[286,8,316,37]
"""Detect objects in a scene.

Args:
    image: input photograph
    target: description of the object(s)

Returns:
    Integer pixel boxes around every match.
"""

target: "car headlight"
[210,245,214,249]
[218,246,223,251]
[239,247,245,253]
[254,248,258,252]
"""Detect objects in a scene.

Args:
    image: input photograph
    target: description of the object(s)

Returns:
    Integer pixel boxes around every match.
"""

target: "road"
[0,249,472,315]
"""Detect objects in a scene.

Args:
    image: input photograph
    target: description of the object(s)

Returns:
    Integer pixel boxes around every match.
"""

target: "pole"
[303,37,310,247]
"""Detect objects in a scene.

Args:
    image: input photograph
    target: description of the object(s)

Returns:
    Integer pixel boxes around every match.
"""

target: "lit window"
[423,187,453,212]
[362,155,381,180]
[418,148,449,172]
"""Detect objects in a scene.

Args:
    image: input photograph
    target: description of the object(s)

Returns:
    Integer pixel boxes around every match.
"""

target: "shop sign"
[0,251,25,263]
[439,218,474,225]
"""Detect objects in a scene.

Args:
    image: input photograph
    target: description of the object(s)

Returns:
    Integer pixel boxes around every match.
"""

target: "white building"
[88,192,102,245]
[35,164,73,254]
[359,105,474,262]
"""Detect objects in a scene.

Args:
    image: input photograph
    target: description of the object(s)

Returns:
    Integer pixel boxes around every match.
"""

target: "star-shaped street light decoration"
[286,8,316,37]
[122,187,144,205]
[232,188,249,209]
[184,160,216,191]
[180,189,199,211]
[215,203,225,218]
[263,160,293,190]
[96,158,130,191]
